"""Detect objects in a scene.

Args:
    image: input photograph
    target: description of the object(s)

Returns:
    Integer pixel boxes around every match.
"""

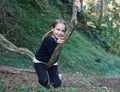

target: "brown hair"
[41,19,67,41]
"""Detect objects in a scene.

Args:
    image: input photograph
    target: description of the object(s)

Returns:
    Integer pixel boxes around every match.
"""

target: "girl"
[34,0,81,89]
[34,19,67,89]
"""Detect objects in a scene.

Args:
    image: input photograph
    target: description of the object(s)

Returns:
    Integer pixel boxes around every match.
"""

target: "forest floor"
[0,71,120,92]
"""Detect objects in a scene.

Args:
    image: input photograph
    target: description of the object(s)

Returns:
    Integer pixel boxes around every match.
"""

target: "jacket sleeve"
[77,11,82,21]
[43,37,58,57]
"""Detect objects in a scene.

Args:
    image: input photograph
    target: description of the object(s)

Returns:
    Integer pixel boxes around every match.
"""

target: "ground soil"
[0,71,120,92]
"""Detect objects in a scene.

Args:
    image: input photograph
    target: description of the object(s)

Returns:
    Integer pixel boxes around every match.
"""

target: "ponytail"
[41,31,53,41]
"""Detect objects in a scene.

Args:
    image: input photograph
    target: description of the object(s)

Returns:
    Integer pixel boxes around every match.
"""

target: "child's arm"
[74,0,81,21]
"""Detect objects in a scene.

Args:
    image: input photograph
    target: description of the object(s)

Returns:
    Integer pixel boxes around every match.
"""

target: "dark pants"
[34,63,61,88]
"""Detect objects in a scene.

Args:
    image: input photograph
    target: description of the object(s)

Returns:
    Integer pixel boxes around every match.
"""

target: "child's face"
[52,23,66,39]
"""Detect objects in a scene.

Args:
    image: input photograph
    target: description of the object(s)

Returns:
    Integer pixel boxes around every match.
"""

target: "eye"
[62,30,65,32]
[57,28,60,31]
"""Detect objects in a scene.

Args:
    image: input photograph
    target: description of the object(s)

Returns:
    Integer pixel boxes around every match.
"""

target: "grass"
[0,84,116,92]
[0,46,33,69]
[59,31,120,77]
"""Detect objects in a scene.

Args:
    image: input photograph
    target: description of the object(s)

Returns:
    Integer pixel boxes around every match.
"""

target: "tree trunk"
[98,0,104,31]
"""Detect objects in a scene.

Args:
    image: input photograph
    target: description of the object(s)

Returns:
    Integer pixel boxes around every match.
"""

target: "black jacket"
[35,36,58,63]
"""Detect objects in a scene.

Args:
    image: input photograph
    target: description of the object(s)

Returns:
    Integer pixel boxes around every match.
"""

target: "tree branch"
[0,65,35,74]
[0,33,34,60]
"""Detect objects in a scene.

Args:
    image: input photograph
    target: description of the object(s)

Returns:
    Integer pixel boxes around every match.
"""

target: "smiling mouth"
[56,34,61,37]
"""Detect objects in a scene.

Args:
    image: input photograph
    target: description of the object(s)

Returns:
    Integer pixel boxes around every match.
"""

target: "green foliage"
[0,84,8,92]
[79,0,120,55]
[59,31,120,76]
[0,0,62,52]
[19,85,30,92]
[0,84,116,92]
[101,26,120,55]
[0,46,33,68]
[49,0,73,20]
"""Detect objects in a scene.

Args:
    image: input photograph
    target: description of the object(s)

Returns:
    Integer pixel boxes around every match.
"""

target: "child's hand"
[57,37,65,44]
[74,0,81,11]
